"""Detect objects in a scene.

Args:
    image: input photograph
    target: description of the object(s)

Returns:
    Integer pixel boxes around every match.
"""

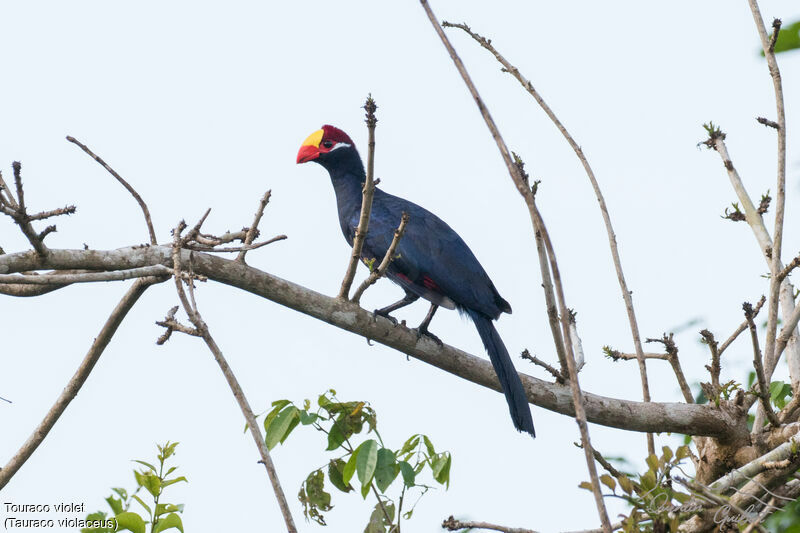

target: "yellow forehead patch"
[301,129,324,148]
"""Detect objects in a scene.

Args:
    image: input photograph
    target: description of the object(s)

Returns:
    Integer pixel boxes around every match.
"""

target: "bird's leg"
[414,303,442,346]
[373,292,419,325]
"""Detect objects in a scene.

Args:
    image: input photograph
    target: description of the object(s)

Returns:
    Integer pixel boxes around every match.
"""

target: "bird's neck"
[323,157,367,243]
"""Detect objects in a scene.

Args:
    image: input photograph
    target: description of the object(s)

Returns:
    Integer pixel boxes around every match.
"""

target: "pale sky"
[2,1,800,531]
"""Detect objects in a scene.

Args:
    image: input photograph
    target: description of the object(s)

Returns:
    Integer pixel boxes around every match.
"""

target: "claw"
[414,326,443,347]
[373,309,398,326]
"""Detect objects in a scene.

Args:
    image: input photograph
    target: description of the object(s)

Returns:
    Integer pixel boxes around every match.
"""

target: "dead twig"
[646,333,693,403]
[719,295,766,356]
[162,222,297,533]
[338,95,378,299]
[66,136,158,245]
[0,276,163,489]
[521,349,564,383]
[351,212,409,304]
[421,4,611,529]
[0,265,171,285]
[744,302,780,428]
[237,190,272,263]
[699,329,721,390]
[184,235,286,253]
[443,19,655,458]
[442,515,539,533]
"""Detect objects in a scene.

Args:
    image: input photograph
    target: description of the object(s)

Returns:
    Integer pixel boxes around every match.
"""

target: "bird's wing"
[359,189,509,318]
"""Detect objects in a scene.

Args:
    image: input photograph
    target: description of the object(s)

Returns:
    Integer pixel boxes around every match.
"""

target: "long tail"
[467,309,536,437]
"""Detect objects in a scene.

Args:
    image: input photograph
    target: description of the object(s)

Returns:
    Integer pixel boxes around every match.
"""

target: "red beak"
[296,144,320,164]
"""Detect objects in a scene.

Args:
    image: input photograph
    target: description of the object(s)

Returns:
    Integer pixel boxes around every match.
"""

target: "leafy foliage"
[82,442,187,533]
[580,445,702,531]
[262,389,451,532]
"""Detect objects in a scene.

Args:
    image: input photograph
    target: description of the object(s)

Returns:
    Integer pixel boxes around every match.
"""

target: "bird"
[296,124,535,437]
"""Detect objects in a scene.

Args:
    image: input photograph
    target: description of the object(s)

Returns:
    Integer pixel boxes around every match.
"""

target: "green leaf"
[770,380,793,409]
[328,459,354,493]
[617,475,633,494]
[264,400,291,430]
[661,446,673,463]
[161,476,188,488]
[299,411,319,425]
[343,449,359,485]
[360,481,371,499]
[364,501,395,533]
[398,435,420,456]
[398,461,415,487]
[600,474,616,492]
[153,513,184,533]
[105,496,123,516]
[132,460,157,473]
[111,488,128,500]
[139,472,161,498]
[374,448,398,493]
[676,445,689,460]
[326,417,348,451]
[131,495,151,517]
[422,435,435,458]
[578,481,593,491]
[645,453,659,473]
[265,406,299,450]
[640,470,656,492]
[155,503,182,517]
[431,452,451,488]
[114,512,146,533]
[356,439,379,489]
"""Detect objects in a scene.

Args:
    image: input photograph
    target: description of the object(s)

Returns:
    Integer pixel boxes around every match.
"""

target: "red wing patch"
[395,273,411,283]
[422,275,440,291]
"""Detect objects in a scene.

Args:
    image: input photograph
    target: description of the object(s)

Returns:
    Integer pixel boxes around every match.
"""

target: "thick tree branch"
[0,246,738,438]
[0,276,163,489]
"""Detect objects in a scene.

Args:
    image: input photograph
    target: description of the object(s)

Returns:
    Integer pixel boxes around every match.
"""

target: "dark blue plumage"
[297,125,535,437]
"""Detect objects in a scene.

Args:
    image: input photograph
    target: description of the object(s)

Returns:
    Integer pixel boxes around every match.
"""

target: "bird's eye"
[322,140,334,149]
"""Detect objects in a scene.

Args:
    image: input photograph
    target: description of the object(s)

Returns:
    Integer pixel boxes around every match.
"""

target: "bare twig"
[757,116,780,130]
[351,212,409,304]
[744,302,780,429]
[1,163,50,257]
[0,265,171,284]
[700,329,721,390]
[443,20,655,457]
[338,95,378,299]
[0,276,162,489]
[66,136,157,245]
[165,223,297,533]
[27,205,77,221]
[706,130,800,385]
[184,235,286,253]
[521,349,564,383]
[236,190,272,263]
[719,295,766,356]
[646,334,693,403]
[442,515,539,533]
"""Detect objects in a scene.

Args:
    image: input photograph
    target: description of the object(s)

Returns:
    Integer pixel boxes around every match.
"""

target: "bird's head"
[296,125,360,172]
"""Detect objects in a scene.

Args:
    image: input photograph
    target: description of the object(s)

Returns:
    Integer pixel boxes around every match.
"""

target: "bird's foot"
[373,309,398,326]
[413,325,443,347]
